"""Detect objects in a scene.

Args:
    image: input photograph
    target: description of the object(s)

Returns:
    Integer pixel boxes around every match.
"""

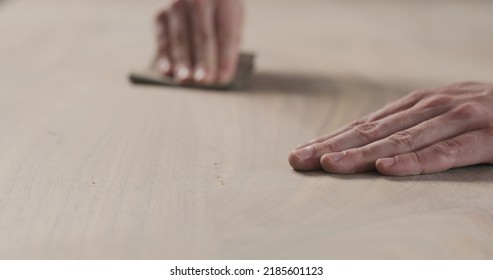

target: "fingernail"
[176,66,190,81]
[325,151,346,163]
[157,58,170,73]
[378,157,396,167]
[194,67,206,82]
[293,146,314,161]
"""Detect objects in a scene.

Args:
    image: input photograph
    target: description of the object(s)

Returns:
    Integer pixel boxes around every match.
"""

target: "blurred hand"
[289,82,493,176]
[155,0,243,85]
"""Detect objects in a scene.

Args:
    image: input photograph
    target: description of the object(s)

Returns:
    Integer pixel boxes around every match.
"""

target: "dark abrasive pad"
[129,53,255,90]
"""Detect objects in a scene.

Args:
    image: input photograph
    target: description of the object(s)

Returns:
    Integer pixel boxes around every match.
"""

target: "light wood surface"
[1,0,493,259]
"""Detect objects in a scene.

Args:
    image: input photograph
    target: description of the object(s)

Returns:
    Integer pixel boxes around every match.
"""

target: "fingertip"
[288,149,320,171]
[319,152,345,173]
[377,157,396,168]
[375,157,396,176]
[175,65,191,84]
[157,58,172,75]
[193,67,216,84]
[193,67,206,83]
[375,156,414,176]
[288,151,301,170]
[319,154,332,173]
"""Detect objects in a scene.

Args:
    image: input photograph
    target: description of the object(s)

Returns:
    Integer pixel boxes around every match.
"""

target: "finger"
[376,128,493,176]
[295,89,431,150]
[155,9,172,75]
[289,103,449,171]
[168,0,193,84]
[189,0,217,84]
[215,0,243,84]
[319,103,490,173]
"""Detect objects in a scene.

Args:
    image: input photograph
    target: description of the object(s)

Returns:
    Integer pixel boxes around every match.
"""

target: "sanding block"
[129,53,255,90]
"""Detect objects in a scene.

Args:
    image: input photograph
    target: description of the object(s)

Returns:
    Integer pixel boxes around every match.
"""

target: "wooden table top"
[0,0,492,259]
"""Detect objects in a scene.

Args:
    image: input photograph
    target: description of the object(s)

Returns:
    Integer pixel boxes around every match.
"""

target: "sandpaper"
[129,53,255,90]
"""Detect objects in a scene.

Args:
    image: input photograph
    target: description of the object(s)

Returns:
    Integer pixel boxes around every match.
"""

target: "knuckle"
[437,81,482,95]
[194,26,211,45]
[409,152,425,174]
[434,140,461,161]
[172,31,188,47]
[451,81,478,89]
[482,85,493,96]
[359,147,373,159]
[449,102,484,119]
[481,89,493,99]
[418,94,453,109]
[317,141,336,153]
[387,131,415,148]
[408,89,431,100]
[349,119,366,128]
[354,122,380,141]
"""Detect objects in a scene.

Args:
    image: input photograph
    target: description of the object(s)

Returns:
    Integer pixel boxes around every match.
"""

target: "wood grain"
[0,0,492,259]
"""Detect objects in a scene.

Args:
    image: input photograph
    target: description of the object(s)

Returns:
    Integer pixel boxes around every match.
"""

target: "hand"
[289,82,493,176]
[155,0,243,85]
